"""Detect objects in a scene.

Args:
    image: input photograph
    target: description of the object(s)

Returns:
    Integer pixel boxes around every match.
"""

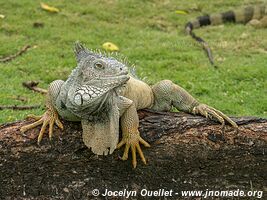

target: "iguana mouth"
[100,70,129,80]
[100,74,129,81]
[99,75,130,86]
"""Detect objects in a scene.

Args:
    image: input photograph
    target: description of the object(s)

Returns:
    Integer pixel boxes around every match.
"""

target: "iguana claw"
[20,109,63,144]
[192,104,238,128]
[117,133,150,168]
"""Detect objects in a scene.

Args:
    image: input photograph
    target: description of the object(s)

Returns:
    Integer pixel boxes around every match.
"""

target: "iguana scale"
[185,4,267,65]
[20,43,237,168]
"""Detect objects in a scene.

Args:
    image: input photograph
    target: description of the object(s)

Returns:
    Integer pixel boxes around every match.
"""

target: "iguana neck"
[61,83,119,119]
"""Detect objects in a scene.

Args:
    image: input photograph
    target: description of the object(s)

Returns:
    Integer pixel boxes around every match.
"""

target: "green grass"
[0,0,266,123]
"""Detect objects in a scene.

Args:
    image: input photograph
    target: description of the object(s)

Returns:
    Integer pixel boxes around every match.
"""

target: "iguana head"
[67,42,129,108]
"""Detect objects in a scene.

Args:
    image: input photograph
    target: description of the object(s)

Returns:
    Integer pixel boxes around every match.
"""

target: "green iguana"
[20,43,237,168]
[185,4,267,65]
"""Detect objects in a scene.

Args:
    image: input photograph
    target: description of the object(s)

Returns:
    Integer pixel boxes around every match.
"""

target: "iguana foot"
[192,104,238,128]
[117,133,150,168]
[20,109,63,144]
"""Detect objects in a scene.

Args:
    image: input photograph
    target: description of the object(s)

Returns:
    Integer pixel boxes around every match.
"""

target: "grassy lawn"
[0,0,266,123]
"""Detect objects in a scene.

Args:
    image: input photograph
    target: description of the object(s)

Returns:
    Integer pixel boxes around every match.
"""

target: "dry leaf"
[102,42,119,51]
[40,2,59,13]
[0,14,5,19]
[175,10,188,15]
[33,22,44,28]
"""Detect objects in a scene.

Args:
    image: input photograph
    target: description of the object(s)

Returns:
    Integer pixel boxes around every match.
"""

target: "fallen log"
[0,110,266,199]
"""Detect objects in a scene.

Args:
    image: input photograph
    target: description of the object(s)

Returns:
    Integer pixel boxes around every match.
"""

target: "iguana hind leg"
[151,80,238,128]
[117,103,150,168]
[248,16,267,28]
[20,80,64,144]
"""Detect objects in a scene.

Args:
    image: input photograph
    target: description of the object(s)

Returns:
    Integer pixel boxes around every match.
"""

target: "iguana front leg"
[151,80,238,128]
[117,103,150,168]
[20,80,64,144]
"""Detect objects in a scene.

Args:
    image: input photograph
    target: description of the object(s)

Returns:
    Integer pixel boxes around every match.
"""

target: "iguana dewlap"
[20,43,237,168]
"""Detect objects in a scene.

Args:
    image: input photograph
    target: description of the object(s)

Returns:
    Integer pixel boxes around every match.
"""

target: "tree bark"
[0,110,266,199]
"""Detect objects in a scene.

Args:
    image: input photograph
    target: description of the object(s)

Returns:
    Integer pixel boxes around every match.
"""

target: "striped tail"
[185,4,267,66]
[185,21,215,65]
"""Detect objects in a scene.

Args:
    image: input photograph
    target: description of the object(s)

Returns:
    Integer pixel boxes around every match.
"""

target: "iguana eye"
[94,62,104,69]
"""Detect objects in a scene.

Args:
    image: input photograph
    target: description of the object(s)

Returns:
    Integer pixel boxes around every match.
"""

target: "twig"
[0,45,31,63]
[22,81,47,94]
[11,95,28,102]
[0,105,41,110]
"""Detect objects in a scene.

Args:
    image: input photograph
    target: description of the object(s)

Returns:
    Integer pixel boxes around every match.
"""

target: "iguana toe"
[193,104,238,128]
[20,109,64,144]
[117,134,150,168]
